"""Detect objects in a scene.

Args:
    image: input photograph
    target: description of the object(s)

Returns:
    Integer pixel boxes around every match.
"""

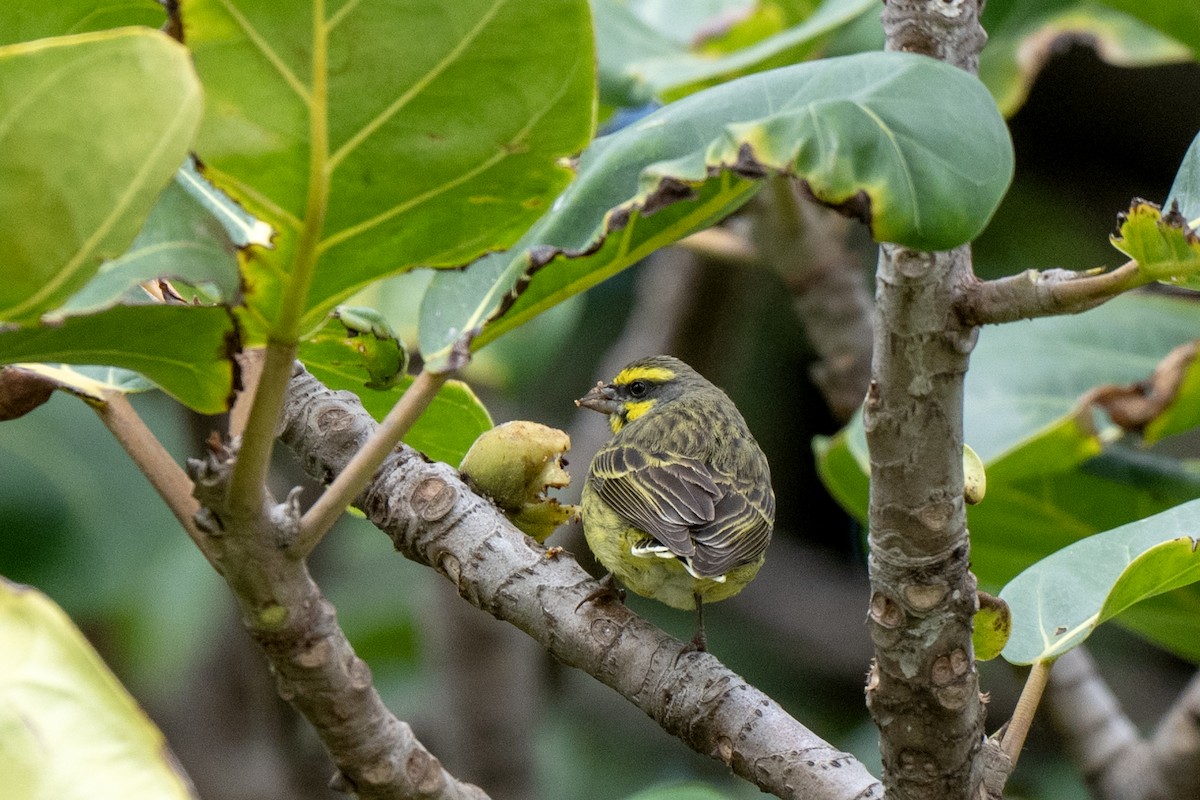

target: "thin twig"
[958,261,1149,326]
[225,338,296,517]
[228,346,266,440]
[228,1,332,520]
[1001,658,1054,768]
[293,367,450,556]
[91,390,217,567]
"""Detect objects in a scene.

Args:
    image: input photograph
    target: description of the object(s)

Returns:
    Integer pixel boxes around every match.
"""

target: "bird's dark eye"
[628,379,649,398]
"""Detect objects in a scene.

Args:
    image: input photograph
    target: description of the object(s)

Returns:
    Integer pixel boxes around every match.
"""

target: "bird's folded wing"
[689,491,773,577]
[591,445,718,558]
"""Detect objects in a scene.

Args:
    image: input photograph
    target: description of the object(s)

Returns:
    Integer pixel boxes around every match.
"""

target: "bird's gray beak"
[576,382,621,415]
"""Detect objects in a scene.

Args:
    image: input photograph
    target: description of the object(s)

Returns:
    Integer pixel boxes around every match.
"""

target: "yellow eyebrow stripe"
[614,365,675,385]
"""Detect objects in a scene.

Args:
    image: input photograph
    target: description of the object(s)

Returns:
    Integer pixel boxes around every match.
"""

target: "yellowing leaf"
[0,579,195,799]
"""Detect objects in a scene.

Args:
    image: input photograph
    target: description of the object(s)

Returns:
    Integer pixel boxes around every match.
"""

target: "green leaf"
[298,308,407,390]
[0,305,238,414]
[1000,499,1200,664]
[1110,200,1200,287]
[0,578,195,799]
[980,0,1193,117]
[183,0,596,338]
[421,50,1014,368]
[0,29,202,325]
[299,325,492,466]
[53,158,261,319]
[1093,0,1200,59]
[0,0,165,45]
[973,591,1012,662]
[594,0,874,106]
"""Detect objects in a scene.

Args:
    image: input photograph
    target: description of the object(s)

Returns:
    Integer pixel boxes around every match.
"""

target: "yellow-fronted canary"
[576,355,775,651]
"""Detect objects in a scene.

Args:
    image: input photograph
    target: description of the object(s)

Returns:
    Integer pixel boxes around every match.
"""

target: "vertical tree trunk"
[865,3,990,797]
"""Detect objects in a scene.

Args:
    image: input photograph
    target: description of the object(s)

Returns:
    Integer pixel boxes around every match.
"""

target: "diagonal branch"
[1045,647,1200,800]
[279,364,883,800]
[83,379,479,798]
[91,389,215,567]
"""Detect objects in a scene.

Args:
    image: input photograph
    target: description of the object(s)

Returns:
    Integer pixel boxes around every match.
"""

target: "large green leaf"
[594,0,874,106]
[0,29,202,325]
[182,0,596,339]
[816,293,1200,657]
[420,50,1014,368]
[0,0,165,45]
[0,305,238,414]
[0,579,195,799]
[1000,499,1200,664]
[979,0,1193,117]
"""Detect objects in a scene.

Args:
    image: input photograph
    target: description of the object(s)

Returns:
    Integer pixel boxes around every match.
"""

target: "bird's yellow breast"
[581,483,764,610]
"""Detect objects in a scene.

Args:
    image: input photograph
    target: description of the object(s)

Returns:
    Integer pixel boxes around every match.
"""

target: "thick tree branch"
[956,262,1149,326]
[279,364,883,800]
[296,368,450,556]
[186,431,486,800]
[866,3,990,798]
[1045,648,1200,800]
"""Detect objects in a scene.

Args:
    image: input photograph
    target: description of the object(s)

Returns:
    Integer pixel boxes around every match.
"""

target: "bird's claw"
[576,573,625,611]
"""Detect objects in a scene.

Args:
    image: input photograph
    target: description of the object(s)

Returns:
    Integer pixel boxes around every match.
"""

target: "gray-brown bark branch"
[864,244,984,799]
[280,364,883,800]
[867,3,990,798]
[956,263,1148,326]
[187,439,487,800]
[1046,648,1200,800]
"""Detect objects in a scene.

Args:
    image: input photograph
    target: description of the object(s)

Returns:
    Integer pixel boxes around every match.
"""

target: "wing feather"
[590,440,773,578]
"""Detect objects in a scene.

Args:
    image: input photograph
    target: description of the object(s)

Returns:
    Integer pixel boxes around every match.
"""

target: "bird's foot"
[576,572,625,611]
